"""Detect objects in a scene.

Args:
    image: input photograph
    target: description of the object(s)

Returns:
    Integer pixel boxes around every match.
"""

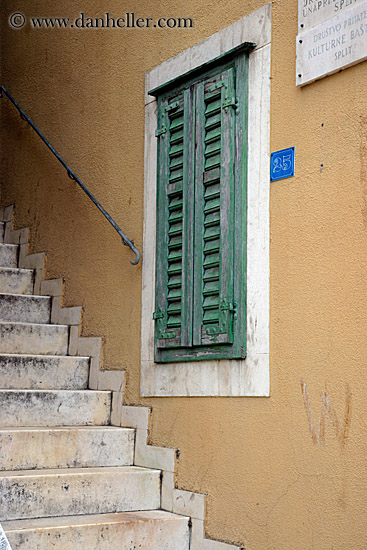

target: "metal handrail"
[0,86,141,265]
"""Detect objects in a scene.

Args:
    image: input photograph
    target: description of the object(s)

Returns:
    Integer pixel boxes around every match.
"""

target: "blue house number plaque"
[270,147,295,182]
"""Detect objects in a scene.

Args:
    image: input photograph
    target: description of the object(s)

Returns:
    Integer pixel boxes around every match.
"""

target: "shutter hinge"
[160,332,175,339]
[154,307,176,342]
[155,125,167,137]
[206,326,222,335]
[220,299,238,319]
[153,307,164,320]
[223,97,239,110]
[208,81,225,93]
[165,100,180,112]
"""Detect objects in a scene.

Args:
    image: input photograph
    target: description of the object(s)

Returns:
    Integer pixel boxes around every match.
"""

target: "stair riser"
[0,355,89,390]
[5,516,190,549]
[0,295,51,324]
[0,469,160,520]
[0,245,18,268]
[0,428,135,470]
[0,323,68,355]
[0,391,111,427]
[0,269,33,295]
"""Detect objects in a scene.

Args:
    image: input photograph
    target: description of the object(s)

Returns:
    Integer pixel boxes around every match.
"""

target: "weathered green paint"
[154,50,249,363]
[148,41,256,97]
[181,87,194,348]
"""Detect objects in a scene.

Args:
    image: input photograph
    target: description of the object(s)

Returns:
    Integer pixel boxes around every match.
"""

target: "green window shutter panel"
[154,90,194,350]
[193,68,236,346]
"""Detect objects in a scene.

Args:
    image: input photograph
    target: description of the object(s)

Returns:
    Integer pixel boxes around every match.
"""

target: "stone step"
[0,426,135,471]
[0,322,68,355]
[0,293,51,324]
[0,244,18,268]
[0,390,111,427]
[0,354,89,390]
[3,511,190,550]
[0,466,161,521]
[0,267,33,295]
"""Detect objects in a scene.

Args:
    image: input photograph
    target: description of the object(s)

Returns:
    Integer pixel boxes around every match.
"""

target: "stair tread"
[0,354,90,390]
[0,465,160,478]
[0,267,34,295]
[0,425,132,432]
[0,243,18,249]
[0,293,51,324]
[0,266,33,274]
[0,292,49,299]
[0,320,67,328]
[0,425,135,471]
[0,322,69,355]
[2,510,189,531]
[0,245,19,268]
[0,388,110,392]
[0,352,88,359]
[0,466,161,521]
[0,389,111,427]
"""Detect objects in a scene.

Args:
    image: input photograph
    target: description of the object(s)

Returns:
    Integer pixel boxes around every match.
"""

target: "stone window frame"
[141,3,271,396]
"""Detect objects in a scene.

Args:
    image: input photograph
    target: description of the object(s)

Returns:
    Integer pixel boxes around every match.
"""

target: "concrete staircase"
[0,234,190,547]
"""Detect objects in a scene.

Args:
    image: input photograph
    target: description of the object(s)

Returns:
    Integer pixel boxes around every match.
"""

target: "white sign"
[299,0,365,31]
[0,525,11,550]
[296,0,367,85]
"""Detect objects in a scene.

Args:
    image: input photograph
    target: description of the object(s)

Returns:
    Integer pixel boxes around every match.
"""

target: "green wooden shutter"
[154,89,193,350]
[153,46,250,362]
[193,68,237,346]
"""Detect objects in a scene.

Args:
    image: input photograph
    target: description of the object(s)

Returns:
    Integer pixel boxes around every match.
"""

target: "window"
[141,4,270,396]
[150,45,252,363]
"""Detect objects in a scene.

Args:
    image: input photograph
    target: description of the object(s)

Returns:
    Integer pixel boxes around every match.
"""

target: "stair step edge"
[0,465,160,477]
[2,510,189,531]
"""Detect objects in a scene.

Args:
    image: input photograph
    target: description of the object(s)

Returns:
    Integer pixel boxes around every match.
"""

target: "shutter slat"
[203,280,219,293]
[168,249,182,260]
[168,222,183,235]
[170,156,184,168]
[170,129,184,144]
[203,309,220,323]
[168,275,182,288]
[170,117,184,130]
[204,211,220,226]
[203,225,220,240]
[168,262,182,275]
[204,238,220,252]
[203,267,219,281]
[169,169,184,183]
[204,197,220,213]
[205,142,221,156]
[168,197,183,209]
[169,143,184,156]
[168,210,183,222]
[205,128,222,144]
[205,112,221,129]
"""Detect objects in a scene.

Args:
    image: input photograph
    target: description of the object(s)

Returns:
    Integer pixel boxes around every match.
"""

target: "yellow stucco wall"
[1,0,367,547]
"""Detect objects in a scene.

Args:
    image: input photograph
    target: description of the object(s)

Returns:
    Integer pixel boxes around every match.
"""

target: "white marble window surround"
[141,3,271,396]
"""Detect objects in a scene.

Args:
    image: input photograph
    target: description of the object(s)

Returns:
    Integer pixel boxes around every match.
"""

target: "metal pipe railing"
[0,86,141,265]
